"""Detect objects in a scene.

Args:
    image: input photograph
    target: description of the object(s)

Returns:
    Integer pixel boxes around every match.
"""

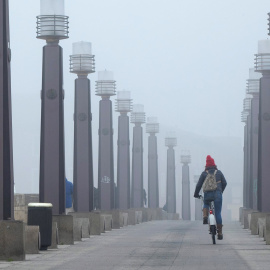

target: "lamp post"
[246,69,261,210]
[243,96,252,209]
[0,0,14,220]
[37,0,69,215]
[70,41,95,212]
[96,70,116,210]
[181,151,191,220]
[241,110,249,208]
[115,90,132,210]
[165,136,177,213]
[194,175,202,220]
[131,104,146,208]
[146,117,159,209]
[255,39,270,212]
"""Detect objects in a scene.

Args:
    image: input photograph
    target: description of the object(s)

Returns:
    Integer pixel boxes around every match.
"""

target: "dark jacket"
[194,167,227,197]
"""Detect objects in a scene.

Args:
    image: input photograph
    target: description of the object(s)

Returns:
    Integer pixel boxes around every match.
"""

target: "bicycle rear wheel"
[210,225,216,245]
[212,233,216,244]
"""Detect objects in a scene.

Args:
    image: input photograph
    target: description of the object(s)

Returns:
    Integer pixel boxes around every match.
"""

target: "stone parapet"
[14,194,39,223]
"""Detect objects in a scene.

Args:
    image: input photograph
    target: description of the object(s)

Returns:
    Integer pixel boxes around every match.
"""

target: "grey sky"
[10,0,269,138]
[9,1,269,215]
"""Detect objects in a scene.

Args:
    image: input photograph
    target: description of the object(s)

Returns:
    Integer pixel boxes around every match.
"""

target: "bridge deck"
[1,220,270,270]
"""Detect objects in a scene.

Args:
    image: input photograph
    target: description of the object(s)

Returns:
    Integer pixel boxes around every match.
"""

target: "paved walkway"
[1,220,270,270]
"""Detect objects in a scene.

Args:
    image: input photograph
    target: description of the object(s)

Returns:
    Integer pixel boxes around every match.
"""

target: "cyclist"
[193,155,227,240]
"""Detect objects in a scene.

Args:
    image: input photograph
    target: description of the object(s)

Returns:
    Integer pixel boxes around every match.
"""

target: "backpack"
[202,170,218,192]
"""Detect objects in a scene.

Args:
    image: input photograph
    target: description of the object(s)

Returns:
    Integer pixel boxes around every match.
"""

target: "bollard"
[53,215,74,245]
[0,220,25,261]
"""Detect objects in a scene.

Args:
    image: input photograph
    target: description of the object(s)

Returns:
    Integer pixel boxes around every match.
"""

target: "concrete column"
[39,43,65,215]
[166,147,176,213]
[117,113,130,209]
[0,0,14,220]
[148,134,159,208]
[98,97,114,210]
[131,124,144,208]
[73,77,93,212]
[182,164,191,220]
[250,95,259,210]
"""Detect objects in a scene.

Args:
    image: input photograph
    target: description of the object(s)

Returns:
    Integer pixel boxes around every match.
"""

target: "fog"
[9,0,269,220]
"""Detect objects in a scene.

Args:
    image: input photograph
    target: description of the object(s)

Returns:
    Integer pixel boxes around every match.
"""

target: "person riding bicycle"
[193,155,227,240]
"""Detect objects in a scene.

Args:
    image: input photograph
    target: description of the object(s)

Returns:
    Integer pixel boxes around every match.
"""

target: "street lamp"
[165,134,177,214]
[70,41,95,212]
[37,0,69,215]
[181,150,191,220]
[146,117,159,209]
[246,69,261,210]
[115,90,132,209]
[241,108,249,209]
[130,104,146,208]
[254,39,270,212]
[242,95,252,209]
[0,0,14,220]
[96,70,116,210]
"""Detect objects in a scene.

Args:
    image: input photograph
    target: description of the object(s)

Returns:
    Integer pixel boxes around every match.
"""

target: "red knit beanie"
[206,155,216,167]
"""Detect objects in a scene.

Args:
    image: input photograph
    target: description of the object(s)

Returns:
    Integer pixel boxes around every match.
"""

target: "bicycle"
[199,195,217,244]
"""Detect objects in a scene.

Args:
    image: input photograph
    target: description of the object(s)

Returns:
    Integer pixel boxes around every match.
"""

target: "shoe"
[217,224,223,240]
[203,208,208,225]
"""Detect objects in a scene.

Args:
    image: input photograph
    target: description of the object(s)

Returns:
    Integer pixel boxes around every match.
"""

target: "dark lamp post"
[146,117,159,209]
[96,70,116,210]
[181,150,191,220]
[37,0,69,215]
[70,41,95,212]
[115,91,132,209]
[255,39,270,212]
[131,104,146,208]
[165,134,177,213]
